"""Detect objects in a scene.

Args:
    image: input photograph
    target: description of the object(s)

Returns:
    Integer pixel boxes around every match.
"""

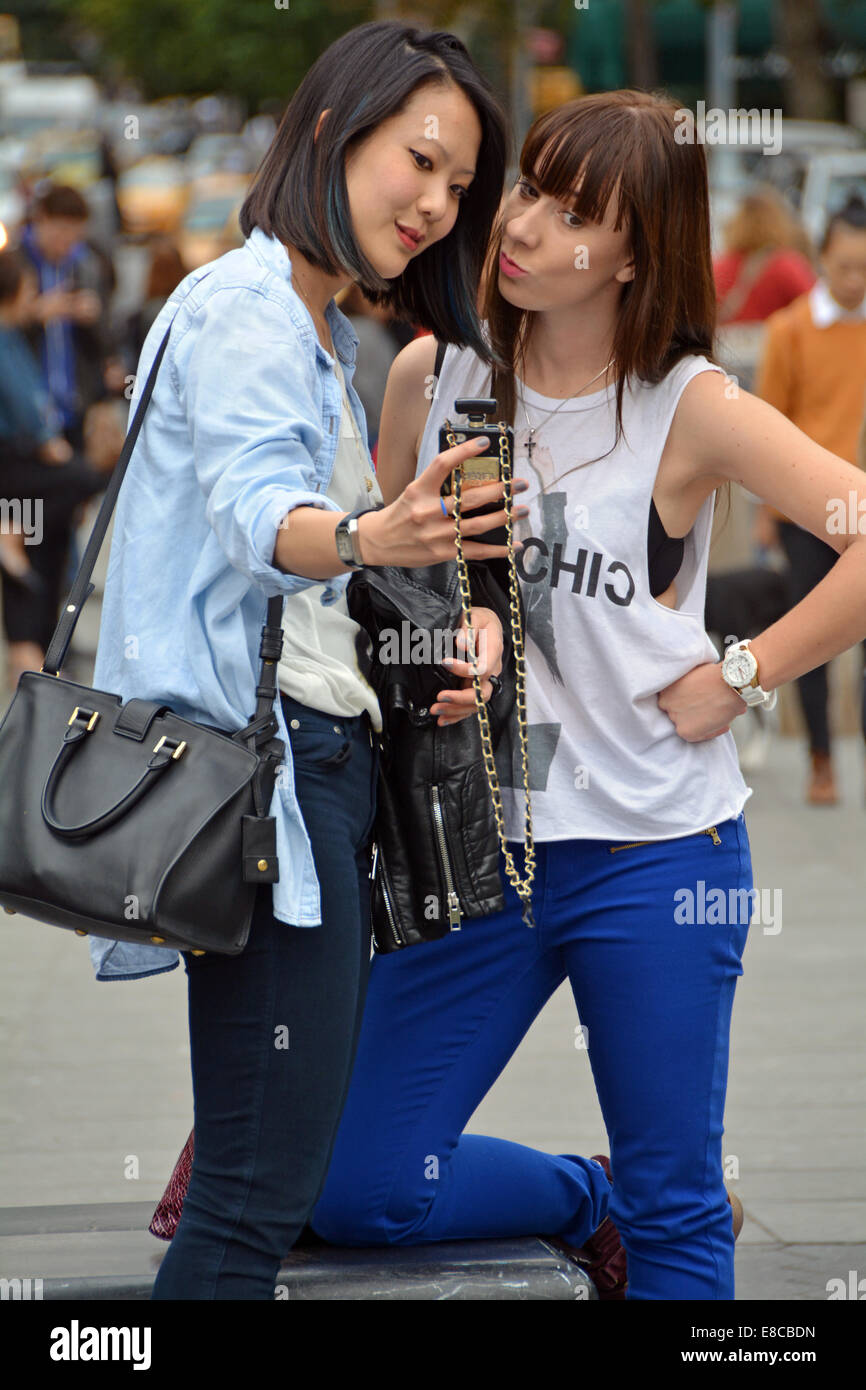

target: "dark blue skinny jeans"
[151,692,377,1299]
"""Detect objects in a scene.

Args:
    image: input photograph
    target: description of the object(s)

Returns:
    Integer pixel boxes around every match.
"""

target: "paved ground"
[1,641,864,1299]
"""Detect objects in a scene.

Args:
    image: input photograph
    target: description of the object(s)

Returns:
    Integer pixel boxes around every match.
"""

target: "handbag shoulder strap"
[42,322,174,677]
[41,315,284,749]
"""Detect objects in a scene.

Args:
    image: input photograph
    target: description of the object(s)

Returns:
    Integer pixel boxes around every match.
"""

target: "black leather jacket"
[347,559,519,953]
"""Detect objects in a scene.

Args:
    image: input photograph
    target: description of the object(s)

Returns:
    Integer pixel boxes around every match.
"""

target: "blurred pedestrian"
[121,237,187,371]
[0,248,105,694]
[715,184,816,322]
[18,183,113,452]
[753,195,866,803]
[714,184,816,390]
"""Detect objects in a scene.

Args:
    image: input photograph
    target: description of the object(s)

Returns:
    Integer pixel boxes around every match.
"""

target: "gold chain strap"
[445,421,536,928]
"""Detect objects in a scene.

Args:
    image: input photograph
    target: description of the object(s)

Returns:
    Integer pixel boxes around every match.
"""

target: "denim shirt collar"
[246,225,359,369]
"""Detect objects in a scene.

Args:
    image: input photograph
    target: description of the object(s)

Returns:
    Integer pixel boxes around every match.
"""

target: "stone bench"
[0,1203,597,1301]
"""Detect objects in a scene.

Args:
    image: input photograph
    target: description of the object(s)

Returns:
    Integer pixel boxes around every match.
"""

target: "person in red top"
[714,184,816,324]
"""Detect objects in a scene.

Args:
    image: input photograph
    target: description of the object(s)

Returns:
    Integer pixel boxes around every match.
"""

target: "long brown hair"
[480,88,731,530]
[724,183,812,258]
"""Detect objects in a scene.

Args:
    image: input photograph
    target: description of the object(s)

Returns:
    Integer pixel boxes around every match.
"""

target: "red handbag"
[149,1128,193,1240]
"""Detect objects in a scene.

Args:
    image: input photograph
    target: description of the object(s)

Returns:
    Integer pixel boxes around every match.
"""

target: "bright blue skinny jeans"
[312,811,754,1300]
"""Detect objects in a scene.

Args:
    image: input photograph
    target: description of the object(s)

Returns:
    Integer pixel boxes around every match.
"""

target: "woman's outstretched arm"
[685,371,866,688]
[656,370,866,743]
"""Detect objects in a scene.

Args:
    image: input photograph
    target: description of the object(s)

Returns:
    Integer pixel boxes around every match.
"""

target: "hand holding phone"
[439,398,516,548]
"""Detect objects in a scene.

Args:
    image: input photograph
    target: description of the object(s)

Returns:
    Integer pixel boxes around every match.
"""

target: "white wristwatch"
[720,639,777,709]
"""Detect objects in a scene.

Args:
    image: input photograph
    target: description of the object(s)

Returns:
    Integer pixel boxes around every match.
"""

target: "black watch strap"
[335,503,383,569]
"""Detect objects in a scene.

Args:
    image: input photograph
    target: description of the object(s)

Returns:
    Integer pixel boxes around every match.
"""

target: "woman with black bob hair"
[86,20,518,1301]
[238,21,508,355]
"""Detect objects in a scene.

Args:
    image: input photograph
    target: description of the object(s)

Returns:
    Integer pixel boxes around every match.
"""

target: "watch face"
[335,525,354,562]
[725,649,757,687]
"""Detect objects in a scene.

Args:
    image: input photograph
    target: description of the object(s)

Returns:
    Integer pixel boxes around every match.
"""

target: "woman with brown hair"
[715,182,815,325]
[308,91,866,1300]
[714,182,816,391]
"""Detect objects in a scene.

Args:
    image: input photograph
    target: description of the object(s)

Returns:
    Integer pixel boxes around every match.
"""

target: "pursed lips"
[396,221,424,247]
[501,248,527,271]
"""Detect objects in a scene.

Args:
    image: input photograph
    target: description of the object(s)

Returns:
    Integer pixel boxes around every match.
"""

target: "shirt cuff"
[255,491,349,605]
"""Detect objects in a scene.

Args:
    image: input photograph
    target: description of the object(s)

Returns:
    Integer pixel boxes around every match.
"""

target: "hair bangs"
[483,88,720,472]
[520,106,632,231]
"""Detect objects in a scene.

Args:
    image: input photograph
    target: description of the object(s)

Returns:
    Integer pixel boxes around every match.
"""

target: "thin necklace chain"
[517,358,616,493]
[518,357,614,433]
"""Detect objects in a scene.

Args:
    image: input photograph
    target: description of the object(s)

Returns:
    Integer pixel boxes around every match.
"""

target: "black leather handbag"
[346,560,517,954]
[0,321,287,957]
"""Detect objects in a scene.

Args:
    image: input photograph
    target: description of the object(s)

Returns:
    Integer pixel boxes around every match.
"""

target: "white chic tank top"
[418,338,752,843]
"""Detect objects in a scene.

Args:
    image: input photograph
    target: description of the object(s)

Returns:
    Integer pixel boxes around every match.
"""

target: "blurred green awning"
[567,0,866,93]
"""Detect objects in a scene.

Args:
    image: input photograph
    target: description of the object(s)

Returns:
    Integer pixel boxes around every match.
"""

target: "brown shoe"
[807,750,838,805]
[544,1155,628,1300]
[727,1188,744,1240]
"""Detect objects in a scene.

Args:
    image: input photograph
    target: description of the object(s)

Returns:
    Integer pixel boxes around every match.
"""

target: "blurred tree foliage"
[1,1,77,63]
[55,0,372,108]
[44,0,573,120]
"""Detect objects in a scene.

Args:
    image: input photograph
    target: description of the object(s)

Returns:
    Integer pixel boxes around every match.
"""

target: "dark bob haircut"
[239,20,509,365]
[820,193,866,252]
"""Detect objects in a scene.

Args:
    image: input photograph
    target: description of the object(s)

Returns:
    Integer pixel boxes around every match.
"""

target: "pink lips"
[396,222,423,250]
[499,250,527,277]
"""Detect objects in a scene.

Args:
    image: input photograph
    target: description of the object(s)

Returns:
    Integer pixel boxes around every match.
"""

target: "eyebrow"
[422,136,476,179]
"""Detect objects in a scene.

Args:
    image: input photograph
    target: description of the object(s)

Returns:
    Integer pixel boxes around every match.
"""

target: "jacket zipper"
[430,784,462,928]
[372,843,405,948]
[609,825,722,853]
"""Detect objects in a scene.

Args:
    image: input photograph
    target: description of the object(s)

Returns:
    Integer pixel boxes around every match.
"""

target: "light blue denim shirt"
[88,226,369,981]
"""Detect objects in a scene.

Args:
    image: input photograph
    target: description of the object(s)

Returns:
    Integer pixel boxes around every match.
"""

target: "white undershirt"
[276,356,384,730]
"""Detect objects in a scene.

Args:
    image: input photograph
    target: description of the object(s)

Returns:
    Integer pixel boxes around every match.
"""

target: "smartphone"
[439,397,514,549]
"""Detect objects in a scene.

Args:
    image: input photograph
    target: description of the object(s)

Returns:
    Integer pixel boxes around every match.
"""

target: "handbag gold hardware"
[191,949,206,955]
[444,420,536,928]
[68,707,99,732]
[257,859,268,871]
[153,736,187,760]
[151,935,165,944]
[75,928,87,935]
